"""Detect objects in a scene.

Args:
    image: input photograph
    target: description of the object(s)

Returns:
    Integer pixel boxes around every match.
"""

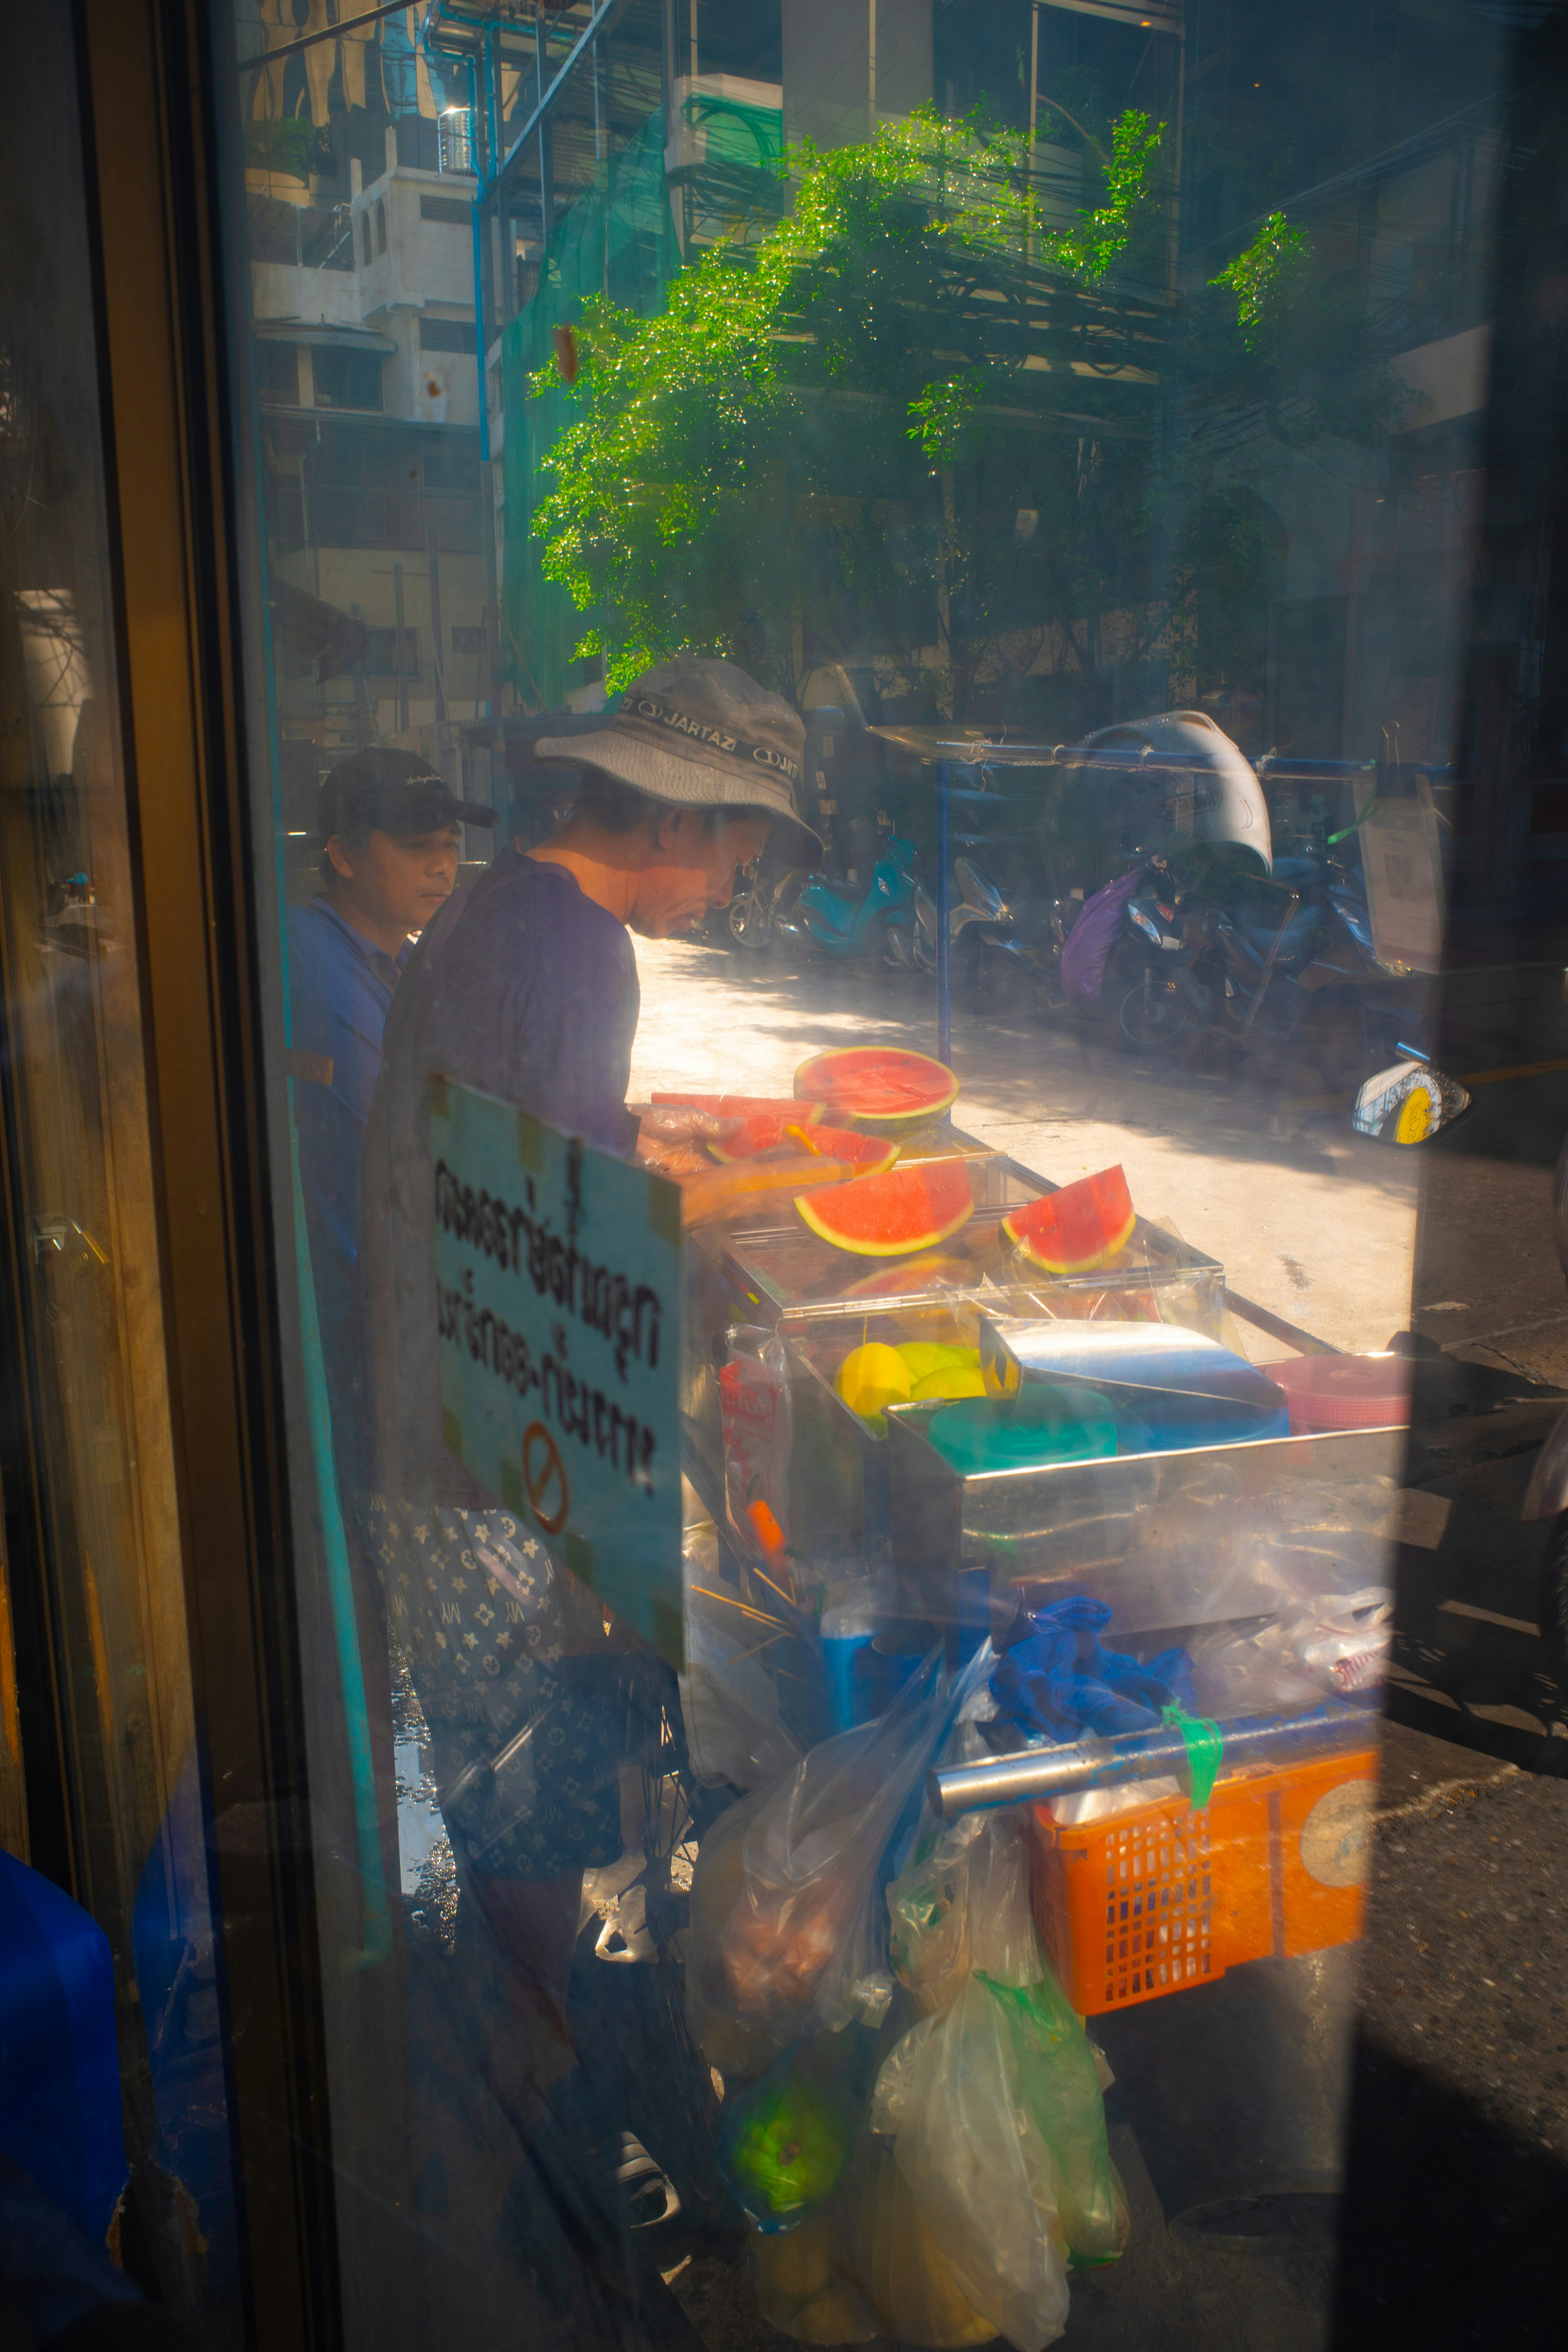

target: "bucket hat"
[534,655,821,862]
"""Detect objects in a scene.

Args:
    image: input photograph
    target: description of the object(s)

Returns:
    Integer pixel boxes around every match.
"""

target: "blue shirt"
[356,853,641,1500]
[287,896,406,1396]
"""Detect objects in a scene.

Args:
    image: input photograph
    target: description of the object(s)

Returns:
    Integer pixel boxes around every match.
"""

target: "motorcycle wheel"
[1109,966,1196,1055]
[1538,1512,1568,1693]
[727,893,769,955]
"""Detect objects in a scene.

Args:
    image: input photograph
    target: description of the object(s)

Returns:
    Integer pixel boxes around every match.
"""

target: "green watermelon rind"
[792,1047,960,1126]
[794,1158,976,1257]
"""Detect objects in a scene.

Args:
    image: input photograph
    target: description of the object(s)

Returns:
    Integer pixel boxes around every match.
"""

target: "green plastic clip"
[1163,1704,1224,1811]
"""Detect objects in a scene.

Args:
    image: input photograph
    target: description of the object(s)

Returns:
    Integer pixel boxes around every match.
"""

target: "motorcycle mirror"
[1352,1059,1471,1146]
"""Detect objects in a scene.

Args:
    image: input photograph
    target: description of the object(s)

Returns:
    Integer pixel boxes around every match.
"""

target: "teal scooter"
[777,834,920,962]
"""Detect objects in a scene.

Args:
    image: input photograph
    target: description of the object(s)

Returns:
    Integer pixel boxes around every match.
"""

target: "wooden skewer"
[690,1584,784,1630]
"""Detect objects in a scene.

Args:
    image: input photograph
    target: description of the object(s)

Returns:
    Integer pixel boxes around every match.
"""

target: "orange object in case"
[1027,1745,1379,2016]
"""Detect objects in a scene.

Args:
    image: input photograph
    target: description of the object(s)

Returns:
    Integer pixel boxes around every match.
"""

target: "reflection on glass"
[226,2,1512,2343]
[0,9,238,2335]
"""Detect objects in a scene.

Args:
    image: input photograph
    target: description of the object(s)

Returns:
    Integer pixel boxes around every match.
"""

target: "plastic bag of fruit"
[872,1816,1127,2352]
[687,1643,991,2046]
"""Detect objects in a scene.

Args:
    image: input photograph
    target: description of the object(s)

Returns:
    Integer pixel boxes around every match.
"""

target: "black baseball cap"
[316,748,497,844]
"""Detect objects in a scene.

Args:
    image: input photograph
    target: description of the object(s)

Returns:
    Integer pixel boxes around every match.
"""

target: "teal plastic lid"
[926,1382,1119,1474]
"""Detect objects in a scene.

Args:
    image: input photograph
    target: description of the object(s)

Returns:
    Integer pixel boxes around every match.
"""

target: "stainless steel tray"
[882,1403,1406,1640]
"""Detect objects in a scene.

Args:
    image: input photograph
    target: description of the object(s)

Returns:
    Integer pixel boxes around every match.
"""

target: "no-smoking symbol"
[520,1421,570,1535]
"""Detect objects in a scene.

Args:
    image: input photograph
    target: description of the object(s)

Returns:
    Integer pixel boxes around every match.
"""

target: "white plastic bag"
[1192,1586,1392,1711]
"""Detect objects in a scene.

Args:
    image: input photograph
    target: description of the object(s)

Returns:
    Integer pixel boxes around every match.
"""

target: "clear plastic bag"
[690,1644,992,2044]
[1191,1586,1392,1712]
[679,1525,802,1791]
[873,1817,1127,2352]
[720,1325,794,1557]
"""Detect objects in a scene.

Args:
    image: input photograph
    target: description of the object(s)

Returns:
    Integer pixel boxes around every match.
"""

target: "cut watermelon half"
[1002,1165,1136,1274]
[795,1157,976,1257]
[710,1118,899,1170]
[792,1048,959,1126]
[651,1092,825,1121]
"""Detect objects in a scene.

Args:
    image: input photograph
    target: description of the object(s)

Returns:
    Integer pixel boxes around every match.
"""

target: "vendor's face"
[628,810,771,938]
[328,823,461,940]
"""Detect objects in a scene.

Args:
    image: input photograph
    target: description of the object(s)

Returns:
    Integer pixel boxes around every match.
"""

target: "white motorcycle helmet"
[1079,709,1273,876]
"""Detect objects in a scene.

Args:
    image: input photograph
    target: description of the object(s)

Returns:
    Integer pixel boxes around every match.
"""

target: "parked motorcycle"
[1086,849,1433,1091]
[891,852,1075,1016]
[771,833,920,964]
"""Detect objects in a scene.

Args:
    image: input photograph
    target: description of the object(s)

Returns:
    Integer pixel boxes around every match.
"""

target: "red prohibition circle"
[520,1421,570,1535]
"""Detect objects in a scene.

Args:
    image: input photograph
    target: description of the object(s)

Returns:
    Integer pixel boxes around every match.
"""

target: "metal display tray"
[882,1403,1407,1642]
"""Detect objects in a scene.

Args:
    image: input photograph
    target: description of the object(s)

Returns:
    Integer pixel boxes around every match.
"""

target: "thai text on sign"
[430,1075,684,1664]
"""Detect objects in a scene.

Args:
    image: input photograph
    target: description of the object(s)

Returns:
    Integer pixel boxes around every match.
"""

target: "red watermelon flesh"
[1002,1165,1136,1273]
[710,1119,898,1170]
[792,1048,959,1126]
[651,1093,826,1122]
[795,1157,976,1257]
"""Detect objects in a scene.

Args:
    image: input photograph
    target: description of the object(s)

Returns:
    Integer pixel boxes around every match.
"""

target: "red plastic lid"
[1263,1353,1413,1433]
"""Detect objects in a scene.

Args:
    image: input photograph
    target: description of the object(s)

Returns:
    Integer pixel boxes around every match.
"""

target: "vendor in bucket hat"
[533,653,822,872]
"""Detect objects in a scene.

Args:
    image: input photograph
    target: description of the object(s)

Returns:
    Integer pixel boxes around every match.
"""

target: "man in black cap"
[289,748,495,1401]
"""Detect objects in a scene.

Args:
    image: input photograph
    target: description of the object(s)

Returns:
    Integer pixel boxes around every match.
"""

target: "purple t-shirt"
[354,853,641,1501]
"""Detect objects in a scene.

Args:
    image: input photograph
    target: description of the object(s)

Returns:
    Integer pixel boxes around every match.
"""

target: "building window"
[419,316,478,355]
[256,341,298,406]
[311,347,384,412]
[419,194,472,228]
[374,197,387,256]
[356,626,420,677]
[360,209,372,267]
[451,626,487,660]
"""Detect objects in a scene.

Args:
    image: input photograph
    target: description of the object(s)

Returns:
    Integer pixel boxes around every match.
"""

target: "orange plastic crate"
[1027,1744,1379,2016]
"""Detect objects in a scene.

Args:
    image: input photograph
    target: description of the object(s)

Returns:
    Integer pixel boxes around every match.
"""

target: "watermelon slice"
[651,1092,825,1121]
[709,1118,899,1171]
[792,1048,959,1126]
[1003,1165,1136,1273]
[839,1252,975,1299]
[795,1158,976,1257]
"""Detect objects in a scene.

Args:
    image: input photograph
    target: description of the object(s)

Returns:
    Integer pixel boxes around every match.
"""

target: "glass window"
[0,7,240,2332]
[209,0,1548,2344]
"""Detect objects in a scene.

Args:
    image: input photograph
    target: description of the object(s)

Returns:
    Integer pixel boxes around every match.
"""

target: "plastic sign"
[430,1076,685,1666]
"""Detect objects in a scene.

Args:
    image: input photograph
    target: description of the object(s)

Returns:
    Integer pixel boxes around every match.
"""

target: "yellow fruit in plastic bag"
[751,2209,880,2345]
[842,2138,996,2347]
[835,1342,913,1422]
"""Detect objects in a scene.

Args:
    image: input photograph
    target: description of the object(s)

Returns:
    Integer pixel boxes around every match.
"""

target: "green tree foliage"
[527,107,1166,695]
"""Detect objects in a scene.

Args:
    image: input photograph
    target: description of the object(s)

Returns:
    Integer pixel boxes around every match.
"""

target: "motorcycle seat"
[1231,904,1322,960]
[807,868,875,904]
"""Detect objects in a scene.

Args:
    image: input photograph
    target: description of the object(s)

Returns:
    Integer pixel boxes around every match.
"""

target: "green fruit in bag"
[722,2067,853,2230]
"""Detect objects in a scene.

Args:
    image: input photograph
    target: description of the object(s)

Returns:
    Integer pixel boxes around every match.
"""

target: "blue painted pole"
[470,56,488,466]
[936,757,952,1071]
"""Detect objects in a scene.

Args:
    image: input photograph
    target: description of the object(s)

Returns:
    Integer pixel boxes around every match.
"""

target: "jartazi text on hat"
[620,694,800,785]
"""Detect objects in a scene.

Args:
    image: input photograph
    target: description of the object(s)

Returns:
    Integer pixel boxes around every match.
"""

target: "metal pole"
[936,757,952,1069]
